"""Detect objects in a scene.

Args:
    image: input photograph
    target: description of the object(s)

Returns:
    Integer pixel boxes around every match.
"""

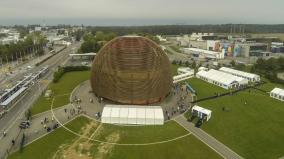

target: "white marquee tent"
[102,105,164,125]
[196,69,248,89]
[270,88,284,102]
[219,67,260,82]
[192,105,212,121]
[173,72,194,83]
[177,67,192,75]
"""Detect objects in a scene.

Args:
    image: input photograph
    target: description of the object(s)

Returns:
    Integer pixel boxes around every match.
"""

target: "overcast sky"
[0,0,283,25]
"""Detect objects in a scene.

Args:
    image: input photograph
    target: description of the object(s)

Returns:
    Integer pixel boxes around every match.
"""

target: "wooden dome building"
[90,36,172,105]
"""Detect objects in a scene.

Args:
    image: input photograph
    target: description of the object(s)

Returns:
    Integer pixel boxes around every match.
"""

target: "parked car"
[19,121,30,129]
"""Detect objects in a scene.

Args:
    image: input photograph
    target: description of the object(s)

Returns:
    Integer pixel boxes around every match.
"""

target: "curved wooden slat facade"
[91,36,172,105]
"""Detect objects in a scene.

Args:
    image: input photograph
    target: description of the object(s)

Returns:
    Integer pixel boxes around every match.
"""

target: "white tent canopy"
[177,67,192,75]
[219,67,260,82]
[196,69,248,89]
[101,105,164,125]
[173,72,194,83]
[270,88,284,101]
[192,105,212,121]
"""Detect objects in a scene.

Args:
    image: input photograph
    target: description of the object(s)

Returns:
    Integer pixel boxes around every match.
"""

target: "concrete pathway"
[174,115,243,159]
[0,104,79,159]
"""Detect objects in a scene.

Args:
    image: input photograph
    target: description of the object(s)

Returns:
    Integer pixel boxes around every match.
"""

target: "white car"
[27,66,33,69]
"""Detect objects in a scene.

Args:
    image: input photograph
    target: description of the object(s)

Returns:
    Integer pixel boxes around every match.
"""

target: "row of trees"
[251,57,284,84]
[79,31,117,53]
[0,32,47,64]
[86,24,284,36]
[79,30,164,53]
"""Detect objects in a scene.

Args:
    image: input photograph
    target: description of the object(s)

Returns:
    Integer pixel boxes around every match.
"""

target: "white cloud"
[0,0,283,24]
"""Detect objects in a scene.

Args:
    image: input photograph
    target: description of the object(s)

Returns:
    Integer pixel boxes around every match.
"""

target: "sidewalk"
[0,104,78,159]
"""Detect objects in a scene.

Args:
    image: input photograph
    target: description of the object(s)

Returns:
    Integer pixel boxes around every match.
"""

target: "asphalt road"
[0,47,62,89]
[164,45,190,62]
[0,42,81,159]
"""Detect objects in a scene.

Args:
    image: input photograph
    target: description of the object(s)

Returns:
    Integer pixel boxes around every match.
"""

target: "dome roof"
[90,36,172,104]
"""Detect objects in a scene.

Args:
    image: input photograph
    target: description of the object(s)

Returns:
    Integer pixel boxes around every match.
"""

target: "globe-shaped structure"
[90,36,172,105]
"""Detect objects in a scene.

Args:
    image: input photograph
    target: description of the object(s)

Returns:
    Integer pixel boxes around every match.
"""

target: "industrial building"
[270,88,284,102]
[182,48,225,59]
[101,105,164,125]
[196,69,248,89]
[234,43,268,57]
[271,42,284,53]
[219,67,260,82]
[91,36,172,105]
[188,40,207,50]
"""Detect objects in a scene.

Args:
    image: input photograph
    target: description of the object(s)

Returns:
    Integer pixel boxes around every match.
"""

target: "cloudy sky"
[0,0,283,25]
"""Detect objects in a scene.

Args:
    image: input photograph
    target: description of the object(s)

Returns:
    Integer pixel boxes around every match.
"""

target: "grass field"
[8,116,91,159]
[171,64,179,76]
[31,71,90,115]
[257,78,284,92]
[9,116,222,159]
[187,78,228,99]
[186,78,284,159]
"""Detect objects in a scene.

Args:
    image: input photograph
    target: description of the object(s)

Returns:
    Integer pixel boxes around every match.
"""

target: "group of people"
[40,116,58,132]
[164,83,190,120]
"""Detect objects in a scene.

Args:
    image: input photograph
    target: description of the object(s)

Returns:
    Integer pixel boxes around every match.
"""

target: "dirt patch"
[52,122,121,159]
[52,121,99,159]
[93,132,120,159]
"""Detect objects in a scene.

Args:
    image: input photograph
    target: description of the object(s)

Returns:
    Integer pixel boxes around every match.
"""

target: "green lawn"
[257,78,284,92]
[91,121,221,159]
[184,78,284,158]
[187,78,228,99]
[93,121,187,144]
[9,116,222,159]
[171,64,179,76]
[31,71,90,115]
[188,88,284,159]
[8,116,91,159]
[109,135,221,159]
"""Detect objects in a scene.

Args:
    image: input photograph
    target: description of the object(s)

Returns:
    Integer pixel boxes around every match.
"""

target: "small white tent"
[270,88,284,102]
[192,105,212,121]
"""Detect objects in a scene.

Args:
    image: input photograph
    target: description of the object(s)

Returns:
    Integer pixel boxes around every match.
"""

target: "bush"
[52,66,90,83]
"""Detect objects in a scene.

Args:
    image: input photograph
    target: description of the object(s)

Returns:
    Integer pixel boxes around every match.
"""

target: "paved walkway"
[174,115,243,159]
[73,80,191,121]
[0,104,79,159]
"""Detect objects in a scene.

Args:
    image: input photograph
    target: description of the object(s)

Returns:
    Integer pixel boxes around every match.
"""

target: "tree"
[191,61,196,69]
[185,61,190,67]
[230,60,236,67]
